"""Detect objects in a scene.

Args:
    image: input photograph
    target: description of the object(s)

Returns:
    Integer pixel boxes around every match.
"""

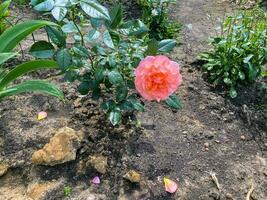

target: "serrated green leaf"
[103,30,114,49]
[116,84,128,102]
[165,94,182,110]
[158,39,176,52]
[62,21,79,33]
[109,110,121,125]
[86,29,100,42]
[146,39,158,56]
[80,0,110,21]
[56,49,71,70]
[45,26,66,47]
[52,6,67,21]
[108,69,123,85]
[33,0,55,11]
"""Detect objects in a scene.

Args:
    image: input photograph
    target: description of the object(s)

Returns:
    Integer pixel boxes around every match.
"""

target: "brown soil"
[0,0,266,200]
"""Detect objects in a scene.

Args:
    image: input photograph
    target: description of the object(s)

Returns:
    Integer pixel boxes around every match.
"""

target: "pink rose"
[135,55,182,102]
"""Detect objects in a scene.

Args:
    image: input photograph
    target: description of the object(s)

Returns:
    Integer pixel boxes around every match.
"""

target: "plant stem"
[72,9,84,46]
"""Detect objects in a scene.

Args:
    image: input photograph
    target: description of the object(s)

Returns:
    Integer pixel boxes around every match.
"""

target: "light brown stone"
[87,155,108,174]
[32,127,83,166]
[123,170,141,183]
[27,182,58,200]
[0,163,9,176]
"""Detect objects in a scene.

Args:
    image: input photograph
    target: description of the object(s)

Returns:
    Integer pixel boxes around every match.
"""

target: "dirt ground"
[0,0,266,200]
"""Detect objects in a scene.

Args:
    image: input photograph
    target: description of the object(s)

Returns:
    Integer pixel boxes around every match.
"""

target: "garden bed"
[0,0,266,200]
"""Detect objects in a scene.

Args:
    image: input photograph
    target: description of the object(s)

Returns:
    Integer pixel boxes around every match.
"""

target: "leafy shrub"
[31,0,181,125]
[0,0,11,35]
[198,8,267,98]
[0,20,63,100]
[137,0,181,40]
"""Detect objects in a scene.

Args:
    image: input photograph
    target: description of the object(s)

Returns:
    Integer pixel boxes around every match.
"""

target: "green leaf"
[72,45,89,58]
[0,20,57,53]
[146,39,158,56]
[80,0,110,21]
[0,60,58,90]
[158,39,176,52]
[56,49,71,70]
[78,81,91,95]
[0,80,63,100]
[108,69,123,85]
[103,30,114,49]
[128,96,144,112]
[121,20,149,37]
[165,94,182,110]
[229,87,237,98]
[261,71,267,77]
[238,71,245,80]
[62,21,79,33]
[109,110,121,125]
[95,66,105,82]
[109,4,123,29]
[33,0,55,11]
[243,54,254,64]
[0,0,11,16]
[45,26,66,48]
[116,84,128,102]
[101,100,115,111]
[90,18,103,29]
[0,52,17,65]
[223,77,232,85]
[51,6,67,21]
[29,41,55,58]
[86,29,100,42]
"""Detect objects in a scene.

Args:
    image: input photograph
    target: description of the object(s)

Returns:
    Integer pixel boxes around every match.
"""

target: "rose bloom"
[135,55,182,102]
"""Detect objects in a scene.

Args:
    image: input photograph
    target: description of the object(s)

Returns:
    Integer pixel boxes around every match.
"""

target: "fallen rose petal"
[37,111,47,120]
[91,176,100,184]
[164,177,178,193]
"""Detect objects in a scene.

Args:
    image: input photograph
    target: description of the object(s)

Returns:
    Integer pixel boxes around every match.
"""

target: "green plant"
[0,20,63,100]
[137,0,181,40]
[31,0,180,125]
[0,0,11,35]
[63,186,72,197]
[198,7,267,98]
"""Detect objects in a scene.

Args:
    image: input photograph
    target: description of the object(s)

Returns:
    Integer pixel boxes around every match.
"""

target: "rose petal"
[91,176,100,184]
[37,111,47,120]
[164,177,178,193]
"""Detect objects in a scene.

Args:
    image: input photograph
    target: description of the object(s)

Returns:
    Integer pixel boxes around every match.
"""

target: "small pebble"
[225,193,233,199]
[240,135,245,140]
[123,170,141,183]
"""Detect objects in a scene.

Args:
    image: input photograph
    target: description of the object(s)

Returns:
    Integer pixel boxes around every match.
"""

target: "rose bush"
[30,0,183,125]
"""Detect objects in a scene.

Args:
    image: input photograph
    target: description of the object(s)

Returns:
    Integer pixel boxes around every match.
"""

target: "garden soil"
[0,0,266,200]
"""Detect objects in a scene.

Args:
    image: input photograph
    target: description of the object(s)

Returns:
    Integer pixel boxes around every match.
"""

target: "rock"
[71,189,107,200]
[123,170,141,183]
[0,163,9,176]
[32,127,83,166]
[204,142,209,148]
[225,193,233,199]
[27,181,63,200]
[87,155,108,174]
